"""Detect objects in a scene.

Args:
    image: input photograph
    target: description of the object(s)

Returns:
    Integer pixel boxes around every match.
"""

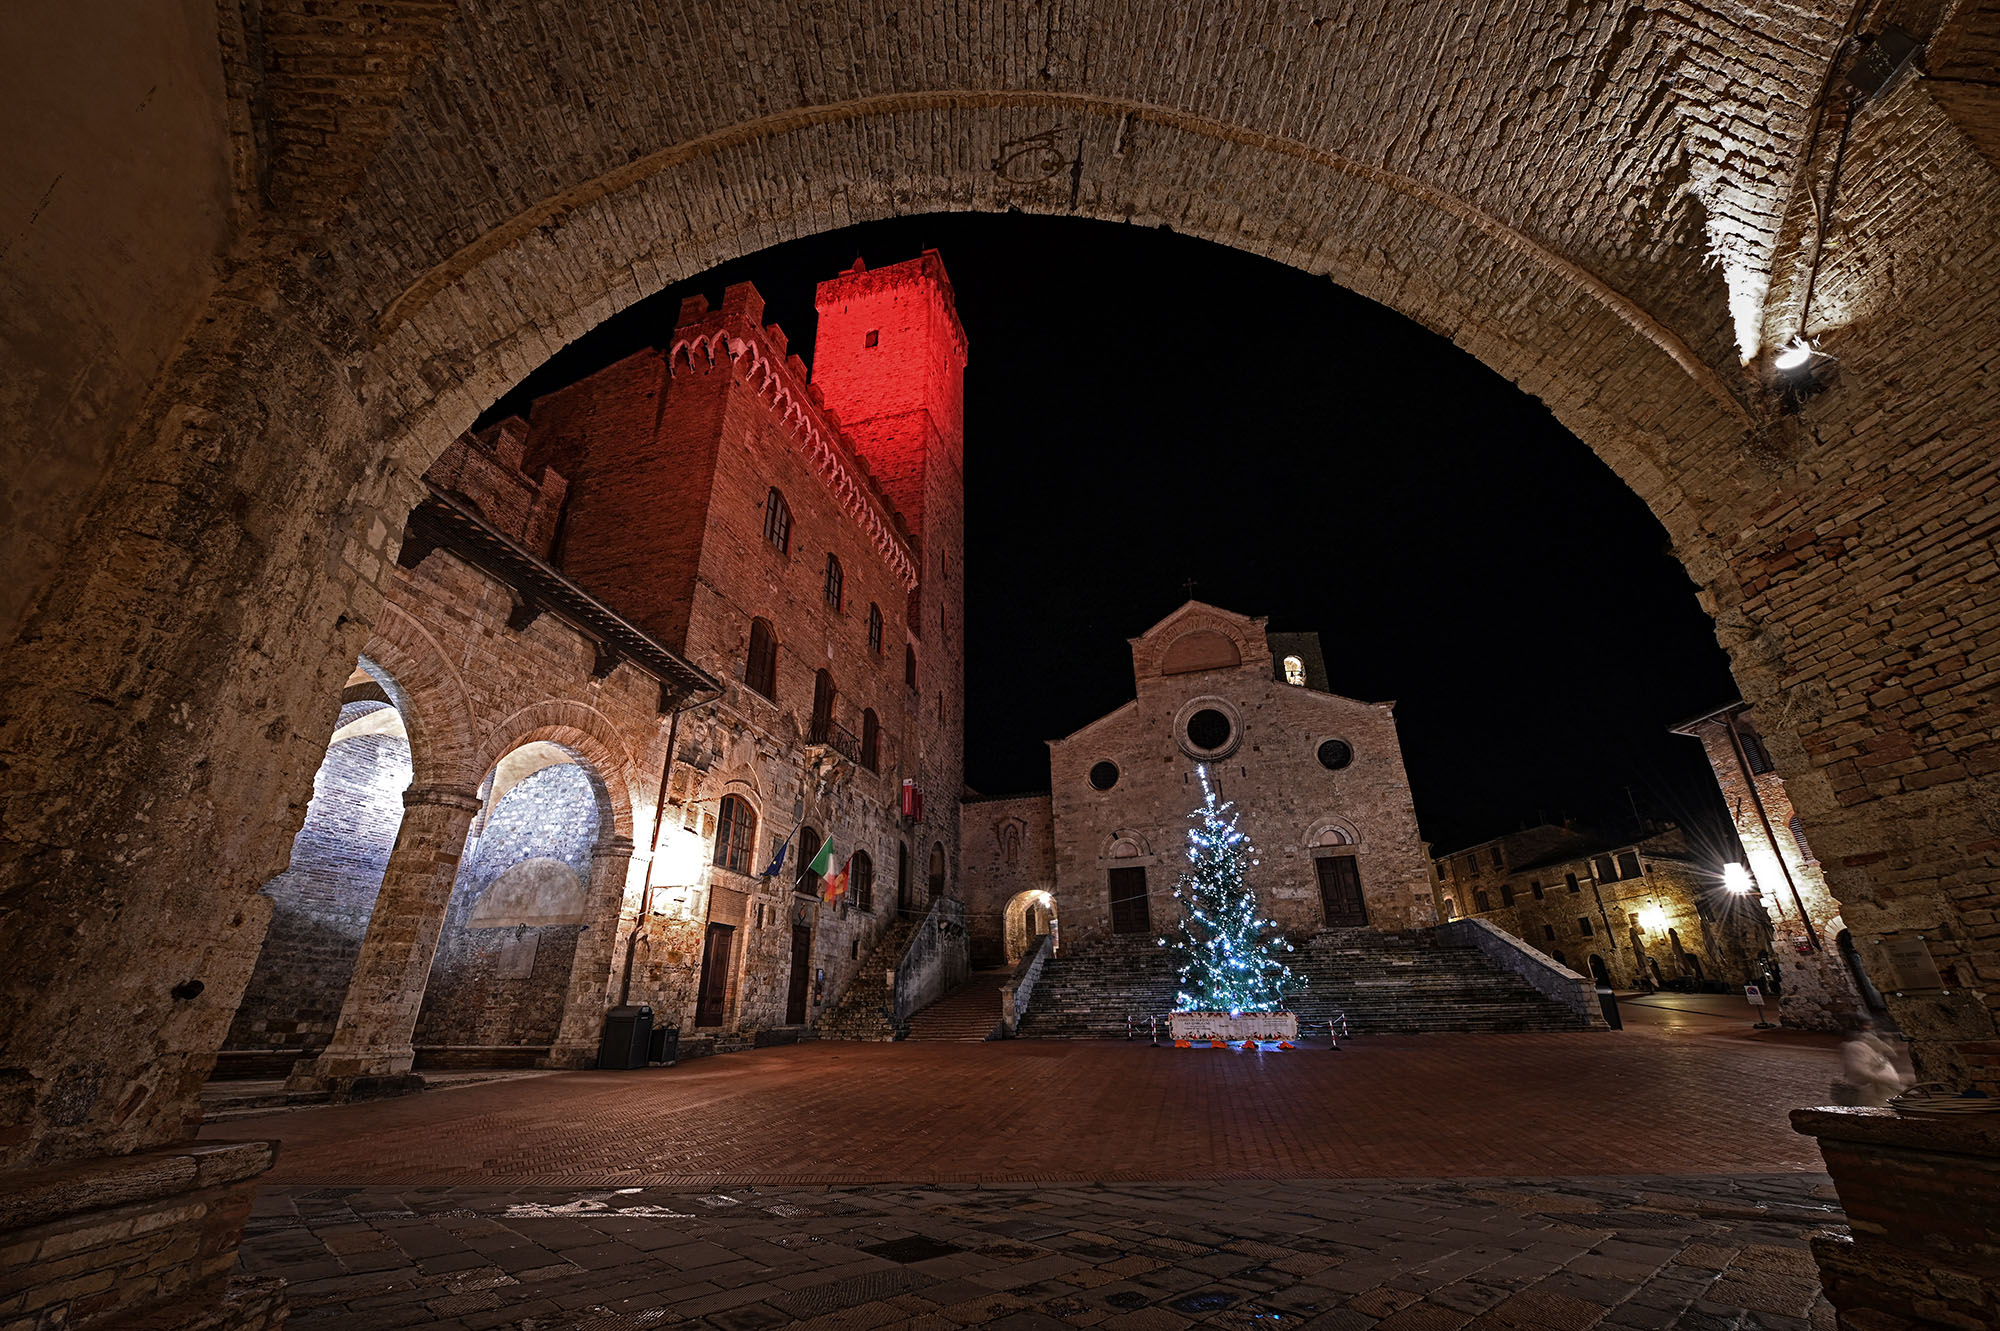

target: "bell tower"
[813,252,969,904]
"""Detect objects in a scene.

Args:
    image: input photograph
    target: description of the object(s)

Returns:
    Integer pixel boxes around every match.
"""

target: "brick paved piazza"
[207,1019,1856,1328]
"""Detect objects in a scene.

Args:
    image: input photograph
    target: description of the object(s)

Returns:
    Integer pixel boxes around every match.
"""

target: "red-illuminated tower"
[814,253,968,904]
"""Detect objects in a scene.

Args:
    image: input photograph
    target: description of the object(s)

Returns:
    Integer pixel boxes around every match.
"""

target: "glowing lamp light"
[655,823,707,894]
[1722,862,1756,896]
[1636,906,1669,933]
[1774,336,1815,370]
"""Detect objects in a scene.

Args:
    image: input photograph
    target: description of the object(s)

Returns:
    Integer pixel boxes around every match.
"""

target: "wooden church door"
[1107,867,1150,934]
[1315,856,1369,927]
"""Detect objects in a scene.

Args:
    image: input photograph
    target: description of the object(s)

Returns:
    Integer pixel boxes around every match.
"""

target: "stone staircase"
[1018,936,1178,1039]
[903,970,1009,1042]
[816,917,918,1041]
[1020,928,1588,1038]
[1284,928,1588,1033]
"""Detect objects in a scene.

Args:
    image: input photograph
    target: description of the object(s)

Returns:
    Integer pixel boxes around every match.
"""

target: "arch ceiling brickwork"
[0,1,1996,1170]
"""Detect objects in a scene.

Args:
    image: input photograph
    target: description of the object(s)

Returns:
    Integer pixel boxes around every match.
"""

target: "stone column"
[288,784,482,1091]
[545,837,644,1068]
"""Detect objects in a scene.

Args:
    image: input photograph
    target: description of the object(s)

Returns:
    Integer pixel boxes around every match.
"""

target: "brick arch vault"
[1,3,1997,1179]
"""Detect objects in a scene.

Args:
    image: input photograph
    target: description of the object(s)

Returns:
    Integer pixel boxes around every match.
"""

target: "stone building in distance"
[962,601,1436,964]
[1431,822,1772,991]
[1675,702,1885,1032]
[226,253,968,1086]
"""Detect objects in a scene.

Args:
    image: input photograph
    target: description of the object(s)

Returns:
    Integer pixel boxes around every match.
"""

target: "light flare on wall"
[1722,862,1756,895]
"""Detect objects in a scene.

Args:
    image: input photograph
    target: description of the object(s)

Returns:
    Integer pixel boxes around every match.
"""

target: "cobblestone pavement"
[243,1173,1841,1330]
[207,1029,1844,1186]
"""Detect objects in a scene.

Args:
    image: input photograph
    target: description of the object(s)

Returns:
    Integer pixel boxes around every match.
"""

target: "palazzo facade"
[224,254,967,1085]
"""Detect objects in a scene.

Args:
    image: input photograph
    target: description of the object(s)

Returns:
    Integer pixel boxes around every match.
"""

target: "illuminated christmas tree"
[1163,766,1300,1014]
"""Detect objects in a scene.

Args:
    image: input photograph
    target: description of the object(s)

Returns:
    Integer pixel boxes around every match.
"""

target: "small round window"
[1317,739,1353,771]
[1088,760,1120,791]
[1186,709,1233,752]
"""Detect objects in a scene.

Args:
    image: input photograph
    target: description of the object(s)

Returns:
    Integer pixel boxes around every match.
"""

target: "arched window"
[1443,897,1457,920]
[763,488,791,554]
[867,603,883,655]
[823,553,844,611]
[796,825,822,896]
[904,644,917,691]
[811,669,835,744]
[1473,889,1491,913]
[860,708,880,771]
[851,850,874,913]
[1283,655,1306,686]
[745,617,778,700]
[1500,882,1516,907]
[928,842,947,899]
[714,795,757,873]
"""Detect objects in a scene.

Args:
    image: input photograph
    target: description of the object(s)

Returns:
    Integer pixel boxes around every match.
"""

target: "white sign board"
[1744,985,1764,1007]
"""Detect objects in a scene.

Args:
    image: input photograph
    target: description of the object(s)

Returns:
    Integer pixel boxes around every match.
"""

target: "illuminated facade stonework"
[962,603,1436,959]
[1432,823,1772,992]
[234,255,968,1092]
[1675,703,1874,1032]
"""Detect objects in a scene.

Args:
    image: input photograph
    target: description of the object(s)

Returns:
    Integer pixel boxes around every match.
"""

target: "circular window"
[1186,708,1233,752]
[1088,760,1120,791]
[1317,739,1353,770]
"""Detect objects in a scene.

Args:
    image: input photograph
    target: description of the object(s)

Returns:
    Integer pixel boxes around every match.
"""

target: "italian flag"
[816,841,852,903]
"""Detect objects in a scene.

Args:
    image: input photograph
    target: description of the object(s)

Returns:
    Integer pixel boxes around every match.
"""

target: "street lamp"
[1722,862,1755,896]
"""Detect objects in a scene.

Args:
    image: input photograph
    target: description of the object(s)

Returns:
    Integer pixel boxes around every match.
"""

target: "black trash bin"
[598,1005,653,1069]
[648,1025,680,1066]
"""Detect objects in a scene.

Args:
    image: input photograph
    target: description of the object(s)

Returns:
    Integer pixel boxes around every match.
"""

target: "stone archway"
[3,3,1996,1172]
[1004,889,1060,965]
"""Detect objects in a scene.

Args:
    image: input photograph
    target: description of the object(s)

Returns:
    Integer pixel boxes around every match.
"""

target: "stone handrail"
[998,932,1056,1036]
[892,896,969,1025]
[1434,917,1606,1028]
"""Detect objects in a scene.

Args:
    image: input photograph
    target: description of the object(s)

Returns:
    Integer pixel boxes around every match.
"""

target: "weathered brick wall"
[414,761,599,1051]
[960,794,1058,966]
[225,704,411,1054]
[1049,604,1434,948]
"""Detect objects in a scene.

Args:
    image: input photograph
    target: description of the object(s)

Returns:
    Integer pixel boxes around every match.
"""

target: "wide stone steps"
[1019,928,1586,1038]
[816,918,918,1041]
[902,971,1009,1042]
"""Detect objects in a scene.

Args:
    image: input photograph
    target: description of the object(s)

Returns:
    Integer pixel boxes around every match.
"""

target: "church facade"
[963,602,1436,965]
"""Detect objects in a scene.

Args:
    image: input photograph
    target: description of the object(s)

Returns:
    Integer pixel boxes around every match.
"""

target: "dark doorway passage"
[787,926,812,1025]
[695,923,733,1028]
[1108,867,1149,935]
[1316,856,1369,927]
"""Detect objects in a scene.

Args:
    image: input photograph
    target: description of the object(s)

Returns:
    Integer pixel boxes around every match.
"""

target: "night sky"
[482,214,1742,853]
